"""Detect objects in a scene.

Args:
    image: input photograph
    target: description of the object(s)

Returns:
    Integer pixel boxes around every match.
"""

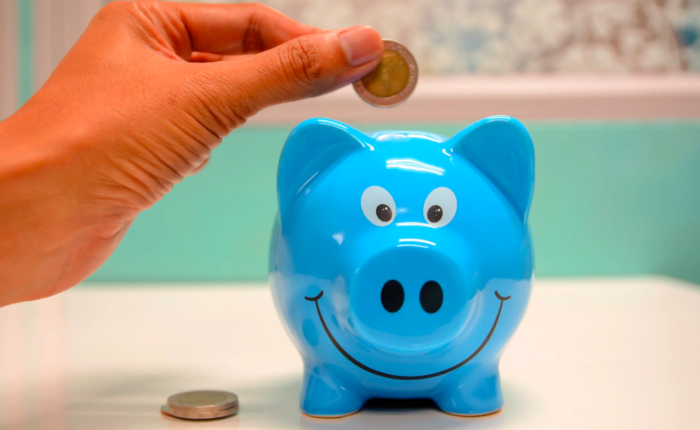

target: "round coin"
[167,390,238,413]
[353,39,418,107]
[161,404,238,421]
[167,401,238,417]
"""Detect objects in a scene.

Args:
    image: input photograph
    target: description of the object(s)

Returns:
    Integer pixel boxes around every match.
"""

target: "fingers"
[200,26,384,117]
[187,157,209,176]
[122,1,321,59]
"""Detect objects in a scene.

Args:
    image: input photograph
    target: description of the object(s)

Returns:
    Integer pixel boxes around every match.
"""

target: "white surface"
[249,75,700,123]
[1,277,699,429]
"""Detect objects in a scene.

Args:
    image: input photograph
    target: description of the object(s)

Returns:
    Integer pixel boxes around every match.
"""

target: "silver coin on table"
[353,39,418,108]
[167,402,238,418]
[161,403,238,420]
[167,390,238,413]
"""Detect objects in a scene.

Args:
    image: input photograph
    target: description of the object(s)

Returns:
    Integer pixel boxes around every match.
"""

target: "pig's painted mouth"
[305,290,511,380]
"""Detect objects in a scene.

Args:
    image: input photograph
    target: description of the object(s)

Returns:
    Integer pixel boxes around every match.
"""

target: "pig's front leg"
[300,366,365,417]
[432,367,503,416]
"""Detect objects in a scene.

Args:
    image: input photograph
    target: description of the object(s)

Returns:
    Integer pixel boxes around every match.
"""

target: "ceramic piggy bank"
[270,116,534,417]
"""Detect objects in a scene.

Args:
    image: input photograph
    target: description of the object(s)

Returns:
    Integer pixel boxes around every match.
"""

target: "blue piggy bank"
[270,116,534,418]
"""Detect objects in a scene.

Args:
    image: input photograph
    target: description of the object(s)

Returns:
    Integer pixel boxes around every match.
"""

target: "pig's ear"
[449,116,535,221]
[277,118,368,219]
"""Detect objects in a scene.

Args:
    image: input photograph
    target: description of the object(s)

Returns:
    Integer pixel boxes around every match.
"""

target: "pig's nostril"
[381,280,404,313]
[420,281,443,313]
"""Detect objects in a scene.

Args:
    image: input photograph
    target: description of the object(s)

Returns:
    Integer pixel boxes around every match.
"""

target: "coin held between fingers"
[353,39,418,107]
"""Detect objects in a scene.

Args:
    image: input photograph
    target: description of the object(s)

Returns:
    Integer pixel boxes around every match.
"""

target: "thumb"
[208,26,383,117]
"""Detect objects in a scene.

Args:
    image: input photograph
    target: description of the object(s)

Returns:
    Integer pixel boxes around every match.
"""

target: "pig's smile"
[305,290,511,380]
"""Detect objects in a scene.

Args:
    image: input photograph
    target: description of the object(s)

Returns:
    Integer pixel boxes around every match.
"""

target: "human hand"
[0,1,383,306]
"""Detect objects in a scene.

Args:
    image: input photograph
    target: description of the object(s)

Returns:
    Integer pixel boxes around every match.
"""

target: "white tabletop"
[1,277,699,430]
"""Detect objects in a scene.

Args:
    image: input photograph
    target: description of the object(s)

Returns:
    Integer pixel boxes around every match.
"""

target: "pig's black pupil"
[376,204,392,222]
[427,205,443,223]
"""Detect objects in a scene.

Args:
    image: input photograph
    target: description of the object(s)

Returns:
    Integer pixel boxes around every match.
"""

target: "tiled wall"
[26,1,700,78]
[231,0,700,74]
[4,0,700,117]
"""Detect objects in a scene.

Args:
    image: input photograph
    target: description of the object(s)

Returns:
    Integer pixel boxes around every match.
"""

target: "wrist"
[0,105,88,305]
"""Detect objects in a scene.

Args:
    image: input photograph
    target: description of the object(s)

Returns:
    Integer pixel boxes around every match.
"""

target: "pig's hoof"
[302,409,361,419]
[433,376,503,417]
[301,370,364,418]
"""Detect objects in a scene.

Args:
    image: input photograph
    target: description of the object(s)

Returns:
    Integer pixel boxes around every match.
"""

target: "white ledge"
[247,74,700,124]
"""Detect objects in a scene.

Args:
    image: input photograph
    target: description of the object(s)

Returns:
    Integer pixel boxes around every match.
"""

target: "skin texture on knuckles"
[270,116,535,417]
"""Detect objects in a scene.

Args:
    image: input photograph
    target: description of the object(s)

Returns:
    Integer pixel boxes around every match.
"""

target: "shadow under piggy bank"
[299,381,534,430]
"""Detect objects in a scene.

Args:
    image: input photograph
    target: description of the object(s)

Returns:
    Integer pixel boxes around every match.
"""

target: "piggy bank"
[269,116,534,417]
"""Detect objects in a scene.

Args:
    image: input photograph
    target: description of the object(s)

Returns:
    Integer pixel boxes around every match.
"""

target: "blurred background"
[1,0,699,284]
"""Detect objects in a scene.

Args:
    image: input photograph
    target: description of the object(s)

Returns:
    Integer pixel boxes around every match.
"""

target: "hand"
[0,1,383,306]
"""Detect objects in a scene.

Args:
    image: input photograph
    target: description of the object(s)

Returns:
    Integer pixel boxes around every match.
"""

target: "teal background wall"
[90,121,700,284]
[18,0,33,106]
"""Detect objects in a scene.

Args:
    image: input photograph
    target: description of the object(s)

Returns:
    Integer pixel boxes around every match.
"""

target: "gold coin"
[361,50,410,98]
[353,39,418,108]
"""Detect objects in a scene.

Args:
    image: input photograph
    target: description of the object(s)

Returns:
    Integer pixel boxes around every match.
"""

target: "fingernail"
[338,25,382,67]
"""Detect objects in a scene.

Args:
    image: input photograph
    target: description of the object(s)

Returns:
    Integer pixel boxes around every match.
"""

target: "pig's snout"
[349,245,476,354]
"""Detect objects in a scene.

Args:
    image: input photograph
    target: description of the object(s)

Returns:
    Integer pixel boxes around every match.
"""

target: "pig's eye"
[424,187,457,227]
[361,186,396,226]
